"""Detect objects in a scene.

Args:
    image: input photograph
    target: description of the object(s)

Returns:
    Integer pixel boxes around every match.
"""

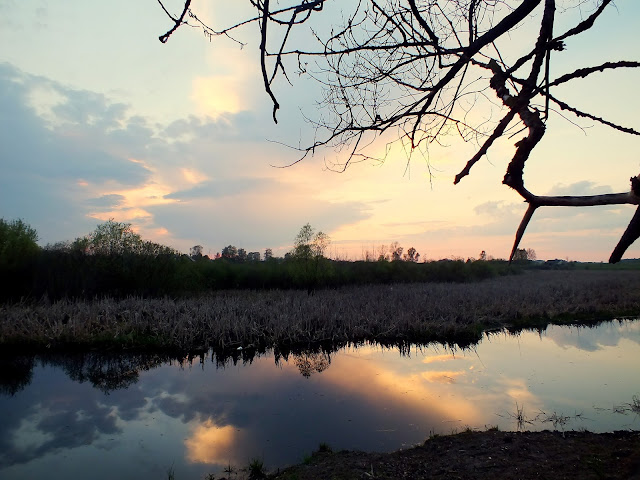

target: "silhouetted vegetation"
[0,218,515,303]
[2,250,516,302]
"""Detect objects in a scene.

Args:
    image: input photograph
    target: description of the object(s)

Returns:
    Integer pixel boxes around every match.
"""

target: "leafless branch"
[157,0,640,262]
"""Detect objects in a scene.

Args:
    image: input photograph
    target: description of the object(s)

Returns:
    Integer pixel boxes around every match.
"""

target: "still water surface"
[0,320,639,479]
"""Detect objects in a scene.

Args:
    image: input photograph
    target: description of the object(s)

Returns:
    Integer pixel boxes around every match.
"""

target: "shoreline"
[266,430,640,480]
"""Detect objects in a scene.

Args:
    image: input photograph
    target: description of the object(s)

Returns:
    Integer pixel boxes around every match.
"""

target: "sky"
[1,0,639,261]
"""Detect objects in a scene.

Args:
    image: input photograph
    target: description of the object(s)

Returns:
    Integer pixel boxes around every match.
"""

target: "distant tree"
[377,244,389,262]
[390,242,403,262]
[189,244,203,260]
[313,231,330,258]
[293,223,330,260]
[237,248,248,262]
[526,248,537,261]
[293,223,315,260]
[0,218,39,266]
[82,219,143,255]
[479,250,487,261]
[403,247,419,262]
[137,240,177,256]
[221,245,238,259]
[264,248,273,261]
[363,248,375,262]
[290,223,332,293]
[512,248,531,262]
[74,219,176,257]
[247,251,261,262]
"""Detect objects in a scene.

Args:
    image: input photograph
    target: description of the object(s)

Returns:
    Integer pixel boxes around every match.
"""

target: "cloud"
[86,194,126,208]
[545,181,613,196]
[0,385,121,468]
[544,321,640,352]
[0,64,152,186]
[0,64,162,243]
[148,196,371,252]
[164,178,276,201]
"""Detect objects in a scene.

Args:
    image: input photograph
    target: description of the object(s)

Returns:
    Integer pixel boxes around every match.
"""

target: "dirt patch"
[268,430,640,480]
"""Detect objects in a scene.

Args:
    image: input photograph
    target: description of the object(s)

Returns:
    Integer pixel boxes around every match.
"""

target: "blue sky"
[1,0,639,261]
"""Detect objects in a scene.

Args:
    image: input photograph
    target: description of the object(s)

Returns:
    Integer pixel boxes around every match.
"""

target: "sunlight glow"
[421,370,466,384]
[191,76,243,118]
[422,354,460,364]
[181,167,209,185]
[184,418,239,465]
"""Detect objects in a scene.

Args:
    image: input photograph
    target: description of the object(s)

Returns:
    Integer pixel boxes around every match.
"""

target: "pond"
[0,320,639,479]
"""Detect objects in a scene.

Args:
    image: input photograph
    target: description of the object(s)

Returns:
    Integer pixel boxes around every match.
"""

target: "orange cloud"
[422,354,463,364]
[319,346,483,427]
[421,370,466,384]
[184,418,239,465]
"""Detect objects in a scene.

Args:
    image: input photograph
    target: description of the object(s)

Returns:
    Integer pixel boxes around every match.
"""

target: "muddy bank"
[269,430,640,480]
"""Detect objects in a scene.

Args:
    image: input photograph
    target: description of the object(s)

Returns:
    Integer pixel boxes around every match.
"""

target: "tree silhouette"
[157,1,640,262]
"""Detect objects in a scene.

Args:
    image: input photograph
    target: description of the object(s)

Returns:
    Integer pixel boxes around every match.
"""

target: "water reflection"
[0,320,638,479]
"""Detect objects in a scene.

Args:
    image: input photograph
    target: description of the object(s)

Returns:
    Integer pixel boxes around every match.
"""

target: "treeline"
[0,219,515,303]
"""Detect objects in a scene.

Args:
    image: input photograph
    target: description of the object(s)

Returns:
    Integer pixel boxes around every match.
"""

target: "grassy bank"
[2,269,640,354]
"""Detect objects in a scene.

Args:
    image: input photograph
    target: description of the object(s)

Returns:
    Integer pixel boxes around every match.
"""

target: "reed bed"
[2,270,640,353]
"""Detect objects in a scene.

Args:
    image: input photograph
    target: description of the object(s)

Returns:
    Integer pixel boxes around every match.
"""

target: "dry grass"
[2,270,640,353]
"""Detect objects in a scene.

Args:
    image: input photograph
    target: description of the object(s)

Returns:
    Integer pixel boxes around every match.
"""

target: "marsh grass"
[2,270,640,353]
[165,464,175,480]
[612,394,640,416]
[501,403,534,431]
[247,457,267,480]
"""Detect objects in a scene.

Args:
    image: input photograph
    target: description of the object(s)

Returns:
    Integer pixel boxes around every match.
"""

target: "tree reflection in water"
[293,352,331,378]
[0,351,179,396]
[0,355,34,396]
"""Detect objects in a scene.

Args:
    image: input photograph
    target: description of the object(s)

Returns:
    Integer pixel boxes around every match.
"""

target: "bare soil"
[268,430,640,480]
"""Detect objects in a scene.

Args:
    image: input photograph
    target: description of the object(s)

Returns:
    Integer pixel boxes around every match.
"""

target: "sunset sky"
[1,1,639,261]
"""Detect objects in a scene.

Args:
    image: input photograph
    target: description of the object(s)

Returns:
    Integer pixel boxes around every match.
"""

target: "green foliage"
[292,223,330,260]
[75,219,177,257]
[289,223,333,292]
[0,218,39,266]
[0,218,40,300]
[221,245,238,259]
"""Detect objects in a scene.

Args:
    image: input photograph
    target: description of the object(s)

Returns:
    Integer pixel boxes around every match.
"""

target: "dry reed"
[2,270,639,353]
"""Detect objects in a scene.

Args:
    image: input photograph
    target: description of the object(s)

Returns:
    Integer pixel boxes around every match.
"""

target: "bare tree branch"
[158,0,191,44]
[156,0,640,262]
[548,61,640,88]
[546,92,640,136]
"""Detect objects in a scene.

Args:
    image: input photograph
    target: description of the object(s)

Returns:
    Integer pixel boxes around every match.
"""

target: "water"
[0,320,639,479]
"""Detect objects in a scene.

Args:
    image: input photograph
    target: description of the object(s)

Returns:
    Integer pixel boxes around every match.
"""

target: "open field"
[2,269,640,353]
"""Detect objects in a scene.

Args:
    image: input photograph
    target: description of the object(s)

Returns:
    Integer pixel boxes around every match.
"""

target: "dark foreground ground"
[266,430,640,480]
